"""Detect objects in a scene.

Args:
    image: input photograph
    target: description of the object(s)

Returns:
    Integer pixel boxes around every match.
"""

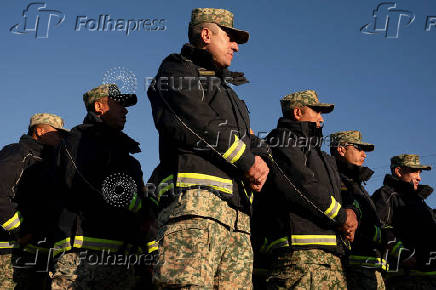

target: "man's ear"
[94,100,104,115]
[337,146,346,157]
[293,107,303,121]
[35,126,45,137]
[200,27,213,44]
[394,167,402,178]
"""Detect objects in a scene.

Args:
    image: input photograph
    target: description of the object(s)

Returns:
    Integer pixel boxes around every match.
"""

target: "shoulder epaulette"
[198,68,215,76]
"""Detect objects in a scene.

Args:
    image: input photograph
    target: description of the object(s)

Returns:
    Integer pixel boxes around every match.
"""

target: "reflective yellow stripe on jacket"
[73,236,123,252]
[147,240,158,253]
[349,255,389,271]
[128,193,142,213]
[291,235,337,246]
[324,196,341,220]
[2,211,23,231]
[157,174,174,202]
[373,225,382,244]
[223,135,246,164]
[263,237,290,254]
[53,237,72,256]
[0,241,15,249]
[176,173,233,194]
[390,241,404,257]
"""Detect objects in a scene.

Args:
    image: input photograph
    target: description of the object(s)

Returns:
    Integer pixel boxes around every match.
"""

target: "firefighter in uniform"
[373,154,436,289]
[50,84,151,290]
[147,8,269,289]
[0,113,68,289]
[257,90,358,289]
[330,130,386,289]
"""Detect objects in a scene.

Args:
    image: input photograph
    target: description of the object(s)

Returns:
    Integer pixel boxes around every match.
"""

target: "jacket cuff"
[335,207,347,226]
[235,150,255,173]
[343,200,362,221]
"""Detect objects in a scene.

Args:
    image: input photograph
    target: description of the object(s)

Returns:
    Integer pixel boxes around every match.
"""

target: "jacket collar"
[79,112,141,154]
[267,118,323,151]
[336,159,374,183]
[383,174,434,199]
[180,43,249,86]
[18,134,45,155]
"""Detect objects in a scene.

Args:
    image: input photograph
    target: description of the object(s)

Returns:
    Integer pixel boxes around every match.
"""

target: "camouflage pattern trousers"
[266,249,347,290]
[345,266,386,290]
[153,216,253,289]
[0,253,15,290]
[50,251,136,290]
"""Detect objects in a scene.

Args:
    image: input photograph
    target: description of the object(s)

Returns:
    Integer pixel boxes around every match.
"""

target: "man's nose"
[319,114,324,124]
[231,41,239,52]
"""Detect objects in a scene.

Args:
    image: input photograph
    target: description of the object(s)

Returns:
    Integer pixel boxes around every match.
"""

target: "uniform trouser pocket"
[153,217,211,288]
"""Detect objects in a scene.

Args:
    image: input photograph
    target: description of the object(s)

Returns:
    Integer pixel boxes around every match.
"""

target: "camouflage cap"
[330,130,374,152]
[83,84,137,111]
[280,89,334,115]
[29,113,69,132]
[391,154,432,171]
[190,8,249,44]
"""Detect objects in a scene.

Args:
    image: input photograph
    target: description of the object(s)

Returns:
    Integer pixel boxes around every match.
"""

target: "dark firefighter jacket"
[336,160,387,271]
[372,174,436,272]
[0,134,58,254]
[252,118,349,258]
[54,112,150,256]
[147,43,256,214]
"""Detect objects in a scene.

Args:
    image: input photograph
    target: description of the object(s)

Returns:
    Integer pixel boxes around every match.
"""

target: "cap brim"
[110,94,137,107]
[220,25,249,44]
[351,141,375,152]
[409,164,432,171]
[308,103,334,114]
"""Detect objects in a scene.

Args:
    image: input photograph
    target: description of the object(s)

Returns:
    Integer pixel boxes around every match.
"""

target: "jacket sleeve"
[372,189,414,263]
[147,64,255,173]
[340,185,362,219]
[0,147,23,234]
[268,146,347,227]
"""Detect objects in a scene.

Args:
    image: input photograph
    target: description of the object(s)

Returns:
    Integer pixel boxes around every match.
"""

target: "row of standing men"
[1,7,436,290]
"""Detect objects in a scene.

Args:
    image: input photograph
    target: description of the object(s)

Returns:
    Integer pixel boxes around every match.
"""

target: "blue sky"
[1,0,436,207]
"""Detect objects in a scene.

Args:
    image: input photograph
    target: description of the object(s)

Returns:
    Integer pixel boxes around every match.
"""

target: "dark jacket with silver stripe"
[54,113,147,253]
[0,135,57,253]
[254,119,348,256]
[147,44,256,214]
